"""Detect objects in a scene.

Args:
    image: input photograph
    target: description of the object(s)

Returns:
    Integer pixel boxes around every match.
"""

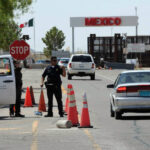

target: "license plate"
[139,91,150,97]
[79,64,84,68]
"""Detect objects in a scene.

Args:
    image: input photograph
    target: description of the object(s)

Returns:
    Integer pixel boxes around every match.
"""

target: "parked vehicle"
[35,60,50,65]
[58,58,70,68]
[107,70,150,119]
[0,55,16,105]
[67,54,95,80]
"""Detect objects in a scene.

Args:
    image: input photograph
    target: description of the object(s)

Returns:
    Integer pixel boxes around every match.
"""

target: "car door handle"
[3,80,14,83]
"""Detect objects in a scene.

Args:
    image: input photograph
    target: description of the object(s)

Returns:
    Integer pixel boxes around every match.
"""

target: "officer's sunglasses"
[52,59,57,62]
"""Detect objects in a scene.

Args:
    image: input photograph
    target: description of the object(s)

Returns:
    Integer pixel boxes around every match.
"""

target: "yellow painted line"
[31,120,38,150]
[84,129,102,150]
[61,86,67,94]
[62,86,102,150]
[32,120,38,133]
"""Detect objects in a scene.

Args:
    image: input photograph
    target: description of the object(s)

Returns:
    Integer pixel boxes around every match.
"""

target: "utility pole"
[72,27,75,54]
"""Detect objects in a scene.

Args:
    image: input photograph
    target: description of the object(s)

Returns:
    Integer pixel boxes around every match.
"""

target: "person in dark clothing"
[9,60,25,117]
[41,57,66,117]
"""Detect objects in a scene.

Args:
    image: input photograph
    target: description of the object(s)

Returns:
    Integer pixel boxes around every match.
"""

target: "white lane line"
[96,74,115,82]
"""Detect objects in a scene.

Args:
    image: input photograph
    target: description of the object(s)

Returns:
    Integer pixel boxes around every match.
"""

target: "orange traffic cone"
[67,90,79,126]
[38,88,46,112]
[78,93,93,128]
[30,86,36,105]
[24,87,33,107]
[64,84,74,114]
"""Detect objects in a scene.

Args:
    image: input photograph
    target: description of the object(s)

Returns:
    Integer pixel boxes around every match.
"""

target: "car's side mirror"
[107,84,114,88]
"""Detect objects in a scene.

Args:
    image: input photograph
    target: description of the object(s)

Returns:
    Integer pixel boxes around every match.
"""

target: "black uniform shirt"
[42,65,63,85]
[15,67,22,88]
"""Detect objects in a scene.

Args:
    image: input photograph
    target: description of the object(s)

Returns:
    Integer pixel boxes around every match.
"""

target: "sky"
[17,0,150,52]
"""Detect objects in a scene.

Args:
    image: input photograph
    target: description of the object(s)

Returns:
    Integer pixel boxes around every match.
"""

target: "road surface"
[0,69,150,150]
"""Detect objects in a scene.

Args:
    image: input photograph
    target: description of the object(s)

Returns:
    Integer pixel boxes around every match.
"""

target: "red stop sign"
[9,40,30,60]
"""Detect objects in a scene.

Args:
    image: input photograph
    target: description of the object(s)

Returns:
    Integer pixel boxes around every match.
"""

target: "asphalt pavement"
[0,69,150,150]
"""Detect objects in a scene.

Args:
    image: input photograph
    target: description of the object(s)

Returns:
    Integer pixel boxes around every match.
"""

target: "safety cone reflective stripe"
[79,93,93,128]
[67,90,79,126]
[24,87,33,107]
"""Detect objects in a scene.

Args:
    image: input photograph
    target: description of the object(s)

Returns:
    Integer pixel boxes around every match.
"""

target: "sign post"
[9,40,30,60]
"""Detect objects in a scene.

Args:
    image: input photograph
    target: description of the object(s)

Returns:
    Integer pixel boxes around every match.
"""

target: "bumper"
[68,69,95,76]
[114,96,150,112]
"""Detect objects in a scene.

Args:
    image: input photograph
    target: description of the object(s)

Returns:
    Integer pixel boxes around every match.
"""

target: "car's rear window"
[118,72,150,84]
[72,56,92,62]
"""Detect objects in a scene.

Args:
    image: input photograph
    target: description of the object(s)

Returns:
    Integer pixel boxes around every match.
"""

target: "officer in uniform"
[41,57,66,117]
[9,60,25,117]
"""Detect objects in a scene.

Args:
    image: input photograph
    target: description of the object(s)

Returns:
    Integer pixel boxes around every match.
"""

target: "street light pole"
[135,7,138,43]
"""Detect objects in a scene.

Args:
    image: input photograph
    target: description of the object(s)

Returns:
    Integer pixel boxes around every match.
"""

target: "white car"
[107,70,150,119]
[58,58,70,68]
[67,54,95,80]
[0,55,16,106]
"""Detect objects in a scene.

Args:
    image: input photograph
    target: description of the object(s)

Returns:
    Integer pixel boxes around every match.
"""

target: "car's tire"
[110,104,115,117]
[91,74,95,80]
[115,111,122,120]
[68,74,72,80]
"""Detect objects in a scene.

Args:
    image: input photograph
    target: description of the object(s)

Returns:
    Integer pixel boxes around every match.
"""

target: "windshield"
[72,56,92,62]
[117,72,150,85]
[0,58,12,76]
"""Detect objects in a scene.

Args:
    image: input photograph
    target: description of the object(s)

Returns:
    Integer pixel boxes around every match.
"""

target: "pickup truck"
[0,55,16,105]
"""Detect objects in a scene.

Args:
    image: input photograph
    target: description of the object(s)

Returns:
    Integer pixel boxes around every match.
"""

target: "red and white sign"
[70,16,138,27]
[9,40,30,60]
[85,17,121,26]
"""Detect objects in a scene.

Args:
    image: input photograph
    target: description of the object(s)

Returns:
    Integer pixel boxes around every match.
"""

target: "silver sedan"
[107,70,150,119]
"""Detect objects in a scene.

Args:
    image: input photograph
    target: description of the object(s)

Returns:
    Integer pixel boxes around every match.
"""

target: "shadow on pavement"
[0,116,14,120]
[122,115,150,120]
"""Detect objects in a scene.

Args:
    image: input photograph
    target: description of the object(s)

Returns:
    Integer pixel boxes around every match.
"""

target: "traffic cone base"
[67,89,79,126]
[78,93,93,128]
[68,105,79,126]
[24,87,33,107]
[78,109,93,128]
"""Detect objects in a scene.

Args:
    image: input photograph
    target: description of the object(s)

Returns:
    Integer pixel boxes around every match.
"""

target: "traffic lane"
[0,77,95,150]
[0,116,95,150]
[62,71,150,150]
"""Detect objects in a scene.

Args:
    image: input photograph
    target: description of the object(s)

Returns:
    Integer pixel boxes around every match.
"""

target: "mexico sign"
[70,16,138,27]
[10,40,30,60]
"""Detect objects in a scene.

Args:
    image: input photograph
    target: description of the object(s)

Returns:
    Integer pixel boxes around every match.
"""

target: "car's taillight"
[69,63,72,68]
[127,85,150,93]
[117,86,127,93]
[92,63,95,68]
[60,61,63,63]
